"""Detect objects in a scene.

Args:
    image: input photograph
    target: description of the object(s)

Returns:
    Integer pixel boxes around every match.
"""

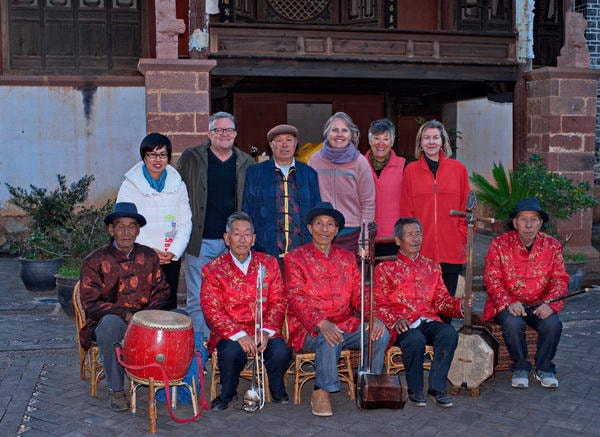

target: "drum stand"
[128,374,198,433]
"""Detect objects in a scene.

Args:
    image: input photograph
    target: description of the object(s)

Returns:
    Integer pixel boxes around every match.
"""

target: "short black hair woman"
[365,118,407,257]
[399,120,470,301]
[116,132,192,310]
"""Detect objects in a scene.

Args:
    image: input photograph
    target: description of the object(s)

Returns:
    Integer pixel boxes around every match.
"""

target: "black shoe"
[427,389,453,408]
[408,391,427,407]
[109,390,130,412]
[211,396,231,411]
[271,391,290,404]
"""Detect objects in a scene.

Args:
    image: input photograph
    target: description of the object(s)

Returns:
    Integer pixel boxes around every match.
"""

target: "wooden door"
[233,93,384,155]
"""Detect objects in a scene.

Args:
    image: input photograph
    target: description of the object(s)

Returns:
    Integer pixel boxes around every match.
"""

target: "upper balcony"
[207,0,519,83]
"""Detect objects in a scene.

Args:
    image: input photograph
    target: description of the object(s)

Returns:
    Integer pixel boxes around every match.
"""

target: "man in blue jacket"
[243,124,321,268]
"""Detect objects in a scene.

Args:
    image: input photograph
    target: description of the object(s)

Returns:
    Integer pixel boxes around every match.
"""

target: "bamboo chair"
[384,345,435,374]
[209,350,271,402]
[72,282,105,397]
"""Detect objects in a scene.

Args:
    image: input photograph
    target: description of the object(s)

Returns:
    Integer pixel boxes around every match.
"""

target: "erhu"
[242,264,267,412]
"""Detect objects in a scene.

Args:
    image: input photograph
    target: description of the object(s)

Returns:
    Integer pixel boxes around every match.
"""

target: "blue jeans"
[215,338,292,402]
[395,321,458,395]
[184,239,226,340]
[95,314,128,392]
[302,323,389,392]
[495,309,562,373]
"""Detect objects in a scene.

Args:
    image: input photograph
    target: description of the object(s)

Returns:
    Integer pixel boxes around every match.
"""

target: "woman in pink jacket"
[308,112,375,254]
[365,118,406,257]
[399,120,469,298]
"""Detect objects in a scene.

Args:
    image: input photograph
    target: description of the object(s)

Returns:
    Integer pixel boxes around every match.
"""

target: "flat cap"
[267,124,299,142]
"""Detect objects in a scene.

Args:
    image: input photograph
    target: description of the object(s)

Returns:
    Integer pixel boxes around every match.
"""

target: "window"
[7,0,143,75]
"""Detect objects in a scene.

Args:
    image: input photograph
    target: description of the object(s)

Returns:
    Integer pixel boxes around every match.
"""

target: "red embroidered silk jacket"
[285,243,363,352]
[483,230,569,320]
[201,251,287,352]
[375,252,462,343]
[79,243,170,350]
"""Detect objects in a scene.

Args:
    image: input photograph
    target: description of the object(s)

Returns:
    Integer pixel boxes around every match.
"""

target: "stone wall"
[576,0,600,182]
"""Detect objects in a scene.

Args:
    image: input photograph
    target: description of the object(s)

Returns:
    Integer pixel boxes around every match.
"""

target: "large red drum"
[121,310,194,384]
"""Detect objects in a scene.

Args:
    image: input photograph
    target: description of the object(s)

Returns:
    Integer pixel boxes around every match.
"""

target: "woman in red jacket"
[399,120,469,298]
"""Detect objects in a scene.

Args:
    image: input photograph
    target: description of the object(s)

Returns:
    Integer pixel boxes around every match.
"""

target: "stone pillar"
[525,66,599,256]
[138,59,216,159]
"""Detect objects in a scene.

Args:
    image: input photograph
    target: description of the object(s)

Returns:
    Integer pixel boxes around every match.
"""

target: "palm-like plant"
[470,162,530,222]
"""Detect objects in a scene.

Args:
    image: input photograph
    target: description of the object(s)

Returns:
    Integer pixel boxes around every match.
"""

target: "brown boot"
[311,389,333,417]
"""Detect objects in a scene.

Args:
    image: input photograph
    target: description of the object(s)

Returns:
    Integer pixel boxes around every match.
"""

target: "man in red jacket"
[375,217,469,408]
[285,202,389,417]
[483,197,569,389]
[201,212,291,411]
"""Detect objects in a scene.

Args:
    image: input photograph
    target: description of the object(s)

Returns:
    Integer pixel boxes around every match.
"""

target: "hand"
[507,302,527,317]
[394,318,411,333]
[317,320,344,347]
[462,295,474,313]
[154,249,175,265]
[367,318,386,340]
[237,335,258,355]
[533,303,554,320]
[256,330,270,353]
[125,312,133,323]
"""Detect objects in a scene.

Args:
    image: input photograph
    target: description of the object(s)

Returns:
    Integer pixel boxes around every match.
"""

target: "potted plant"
[55,200,113,316]
[563,251,588,292]
[471,155,598,235]
[5,175,111,298]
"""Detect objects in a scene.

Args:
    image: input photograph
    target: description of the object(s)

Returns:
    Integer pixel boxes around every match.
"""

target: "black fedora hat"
[509,197,549,222]
[304,201,345,229]
[104,202,147,227]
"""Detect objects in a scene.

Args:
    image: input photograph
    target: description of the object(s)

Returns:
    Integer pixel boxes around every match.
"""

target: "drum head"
[131,310,192,330]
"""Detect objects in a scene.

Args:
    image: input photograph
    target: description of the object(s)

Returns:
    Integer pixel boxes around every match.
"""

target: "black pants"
[161,259,182,310]
[440,263,463,323]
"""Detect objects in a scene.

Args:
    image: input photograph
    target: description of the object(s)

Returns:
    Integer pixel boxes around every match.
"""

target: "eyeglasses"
[516,217,542,226]
[210,128,237,136]
[146,152,169,160]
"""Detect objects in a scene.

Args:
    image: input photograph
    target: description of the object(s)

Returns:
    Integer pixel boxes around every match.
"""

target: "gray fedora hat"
[509,197,549,222]
[104,202,147,227]
[304,201,345,229]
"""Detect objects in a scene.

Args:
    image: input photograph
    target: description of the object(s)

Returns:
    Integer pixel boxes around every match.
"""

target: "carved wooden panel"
[7,0,141,74]
[456,0,512,32]
[232,0,378,26]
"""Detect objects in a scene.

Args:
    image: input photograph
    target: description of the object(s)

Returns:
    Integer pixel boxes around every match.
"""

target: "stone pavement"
[1,245,600,437]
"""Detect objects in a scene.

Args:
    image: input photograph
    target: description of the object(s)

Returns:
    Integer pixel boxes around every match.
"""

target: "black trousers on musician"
[160,259,181,311]
[215,338,292,402]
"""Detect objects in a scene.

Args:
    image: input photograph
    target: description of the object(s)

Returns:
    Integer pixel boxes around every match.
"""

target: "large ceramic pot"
[19,257,63,292]
[55,274,77,317]
[565,261,587,292]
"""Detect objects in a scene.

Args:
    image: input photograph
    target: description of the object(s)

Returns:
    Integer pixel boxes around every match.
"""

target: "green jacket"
[177,141,254,257]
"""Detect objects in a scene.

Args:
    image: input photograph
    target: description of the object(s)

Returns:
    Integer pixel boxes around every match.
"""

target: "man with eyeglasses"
[242,124,321,268]
[177,112,254,342]
[483,197,569,390]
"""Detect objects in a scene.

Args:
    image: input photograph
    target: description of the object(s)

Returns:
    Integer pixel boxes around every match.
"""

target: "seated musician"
[285,202,389,417]
[201,212,291,411]
[79,202,170,412]
[374,217,470,408]
[483,197,568,389]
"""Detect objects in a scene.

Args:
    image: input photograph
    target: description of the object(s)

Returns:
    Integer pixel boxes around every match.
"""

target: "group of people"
[78,110,569,416]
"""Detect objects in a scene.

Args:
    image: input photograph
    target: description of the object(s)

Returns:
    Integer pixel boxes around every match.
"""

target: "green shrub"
[471,155,597,235]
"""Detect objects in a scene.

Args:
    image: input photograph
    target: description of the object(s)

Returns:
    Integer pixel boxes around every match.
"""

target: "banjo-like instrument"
[447,192,498,396]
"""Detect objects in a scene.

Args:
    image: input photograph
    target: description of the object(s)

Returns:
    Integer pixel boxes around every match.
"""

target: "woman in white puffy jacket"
[117,133,192,310]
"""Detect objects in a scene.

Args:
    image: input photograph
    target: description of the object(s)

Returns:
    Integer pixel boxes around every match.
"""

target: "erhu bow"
[242,264,267,412]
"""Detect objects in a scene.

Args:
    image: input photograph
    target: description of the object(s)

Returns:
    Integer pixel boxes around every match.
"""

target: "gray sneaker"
[534,370,559,389]
[109,390,130,412]
[511,369,529,388]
